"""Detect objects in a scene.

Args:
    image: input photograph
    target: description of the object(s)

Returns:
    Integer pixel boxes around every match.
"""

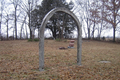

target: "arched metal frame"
[39,7,82,71]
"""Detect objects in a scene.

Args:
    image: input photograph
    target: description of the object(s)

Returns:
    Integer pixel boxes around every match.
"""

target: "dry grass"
[0,40,120,80]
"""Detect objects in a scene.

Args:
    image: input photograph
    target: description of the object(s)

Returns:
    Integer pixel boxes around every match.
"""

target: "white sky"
[1,0,120,38]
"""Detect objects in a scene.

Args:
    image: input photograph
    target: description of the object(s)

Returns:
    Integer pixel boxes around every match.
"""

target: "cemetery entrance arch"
[39,7,82,71]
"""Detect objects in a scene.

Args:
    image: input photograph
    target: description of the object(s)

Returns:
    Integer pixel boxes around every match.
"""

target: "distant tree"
[19,0,40,40]
[10,0,22,40]
[89,0,101,39]
[4,14,10,40]
[0,0,5,40]
[101,0,120,42]
[31,0,75,39]
[75,0,93,39]
[84,0,92,39]
[20,15,27,39]
[47,12,76,39]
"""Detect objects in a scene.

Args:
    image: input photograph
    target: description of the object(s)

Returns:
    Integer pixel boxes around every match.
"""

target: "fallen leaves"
[0,40,120,80]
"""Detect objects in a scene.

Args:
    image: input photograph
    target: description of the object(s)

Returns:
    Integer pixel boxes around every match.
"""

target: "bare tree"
[96,0,108,40]
[2,8,15,40]
[84,0,92,39]
[19,0,40,39]
[75,0,93,39]
[20,15,27,39]
[0,0,5,40]
[10,0,22,40]
[4,14,10,40]
[101,0,120,42]
[89,0,101,39]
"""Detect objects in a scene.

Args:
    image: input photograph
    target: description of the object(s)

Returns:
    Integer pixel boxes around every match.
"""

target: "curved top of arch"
[39,7,82,71]
[40,7,81,33]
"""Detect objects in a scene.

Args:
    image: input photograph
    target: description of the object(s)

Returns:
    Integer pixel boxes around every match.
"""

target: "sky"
[1,0,120,38]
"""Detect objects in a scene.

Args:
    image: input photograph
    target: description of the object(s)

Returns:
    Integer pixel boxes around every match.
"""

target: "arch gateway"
[39,7,82,71]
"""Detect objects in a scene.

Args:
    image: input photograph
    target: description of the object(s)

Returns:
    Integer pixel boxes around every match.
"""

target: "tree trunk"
[25,23,28,39]
[0,21,1,41]
[0,14,2,40]
[38,28,39,39]
[113,1,116,42]
[88,28,90,39]
[53,26,56,39]
[13,27,15,40]
[28,1,32,39]
[20,26,23,39]
[30,29,32,39]
[7,18,9,40]
[31,28,35,41]
[61,14,67,39]
[61,27,64,39]
[87,18,90,39]
[92,19,95,39]
[20,16,27,39]
[113,27,115,42]
[0,1,3,41]
[15,7,17,40]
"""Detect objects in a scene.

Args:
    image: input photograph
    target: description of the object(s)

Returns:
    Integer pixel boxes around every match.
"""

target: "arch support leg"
[39,7,82,71]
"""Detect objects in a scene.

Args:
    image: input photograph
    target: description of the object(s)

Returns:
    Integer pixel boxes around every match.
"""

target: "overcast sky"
[1,0,120,38]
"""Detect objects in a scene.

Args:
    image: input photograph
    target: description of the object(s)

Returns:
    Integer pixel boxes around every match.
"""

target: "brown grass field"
[0,40,120,80]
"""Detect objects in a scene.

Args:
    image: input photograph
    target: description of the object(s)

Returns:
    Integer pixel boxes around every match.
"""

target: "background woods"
[0,0,120,41]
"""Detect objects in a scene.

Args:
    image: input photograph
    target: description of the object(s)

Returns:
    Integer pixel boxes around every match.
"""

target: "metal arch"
[39,7,82,71]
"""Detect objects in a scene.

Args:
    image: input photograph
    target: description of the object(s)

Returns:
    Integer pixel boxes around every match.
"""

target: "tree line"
[75,0,120,42]
[0,0,120,42]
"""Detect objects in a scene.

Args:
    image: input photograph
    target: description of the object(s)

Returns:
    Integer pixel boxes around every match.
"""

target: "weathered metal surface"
[39,7,82,71]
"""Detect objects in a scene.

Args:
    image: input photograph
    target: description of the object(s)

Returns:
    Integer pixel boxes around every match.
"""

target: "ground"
[0,40,120,80]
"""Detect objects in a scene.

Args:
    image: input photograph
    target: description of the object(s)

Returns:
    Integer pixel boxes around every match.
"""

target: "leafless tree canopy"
[0,0,120,41]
